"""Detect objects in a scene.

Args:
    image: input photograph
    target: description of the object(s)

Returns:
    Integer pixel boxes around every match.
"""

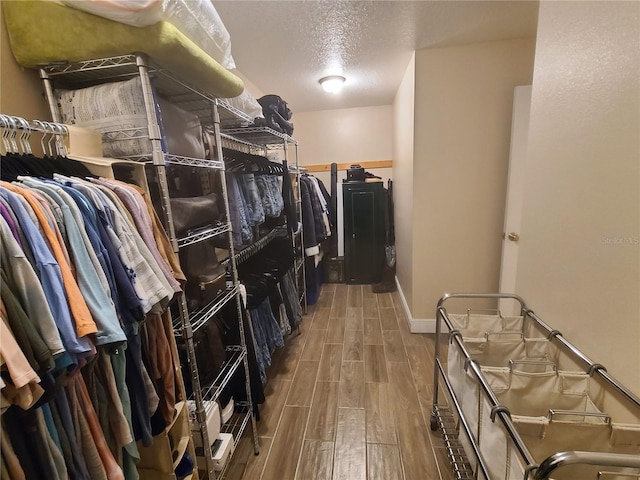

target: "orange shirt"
[1,182,97,337]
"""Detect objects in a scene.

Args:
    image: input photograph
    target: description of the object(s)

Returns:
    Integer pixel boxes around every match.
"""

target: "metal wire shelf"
[190,287,238,334]
[41,55,143,79]
[222,127,297,148]
[164,153,224,169]
[220,408,253,439]
[214,409,254,479]
[99,127,227,168]
[222,226,285,268]
[432,405,475,480]
[177,223,231,249]
[218,132,263,154]
[191,367,253,479]
[102,127,149,141]
[42,55,249,130]
[172,286,237,334]
[41,55,302,148]
[215,99,254,126]
[199,346,246,403]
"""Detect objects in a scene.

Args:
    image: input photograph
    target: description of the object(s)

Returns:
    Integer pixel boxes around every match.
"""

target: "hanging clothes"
[0,251,62,367]
[235,236,303,384]
[0,186,95,358]
[299,178,319,256]
[238,173,265,226]
[90,178,182,293]
[281,168,299,237]
[18,177,127,346]
[248,298,284,384]
[0,313,44,411]
[218,302,265,420]
[254,174,284,218]
[307,175,331,236]
[226,173,253,247]
[0,171,184,479]
[280,268,303,331]
[300,175,328,245]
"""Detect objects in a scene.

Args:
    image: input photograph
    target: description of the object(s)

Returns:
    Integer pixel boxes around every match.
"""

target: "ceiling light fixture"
[319,75,346,94]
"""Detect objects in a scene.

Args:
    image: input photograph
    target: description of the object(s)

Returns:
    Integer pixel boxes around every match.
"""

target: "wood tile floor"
[225,284,455,480]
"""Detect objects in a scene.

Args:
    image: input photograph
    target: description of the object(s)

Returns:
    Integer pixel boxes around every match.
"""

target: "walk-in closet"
[1,1,638,479]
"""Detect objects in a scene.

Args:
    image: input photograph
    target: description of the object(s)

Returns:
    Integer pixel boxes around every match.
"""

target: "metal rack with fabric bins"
[430,293,640,480]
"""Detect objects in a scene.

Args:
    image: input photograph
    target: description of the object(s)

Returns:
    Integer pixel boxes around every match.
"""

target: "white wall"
[293,104,394,191]
[293,106,393,255]
[516,1,640,394]
[408,38,535,322]
[293,105,393,168]
[393,54,415,310]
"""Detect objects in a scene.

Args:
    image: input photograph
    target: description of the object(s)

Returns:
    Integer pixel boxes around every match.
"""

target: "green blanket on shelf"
[2,0,244,99]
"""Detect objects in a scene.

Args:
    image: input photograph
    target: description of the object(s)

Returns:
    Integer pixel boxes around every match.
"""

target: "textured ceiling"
[215,1,538,113]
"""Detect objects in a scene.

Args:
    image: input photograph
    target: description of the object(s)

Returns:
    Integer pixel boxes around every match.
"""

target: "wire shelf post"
[213,102,259,459]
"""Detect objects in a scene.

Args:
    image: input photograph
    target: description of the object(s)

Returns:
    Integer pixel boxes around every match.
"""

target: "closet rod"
[288,165,308,174]
[0,114,69,156]
[0,114,69,135]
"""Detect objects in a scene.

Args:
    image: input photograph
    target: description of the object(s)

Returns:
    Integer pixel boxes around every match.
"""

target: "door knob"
[507,232,520,242]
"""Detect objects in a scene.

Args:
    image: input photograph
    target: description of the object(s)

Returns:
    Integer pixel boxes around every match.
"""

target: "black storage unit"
[343,181,386,284]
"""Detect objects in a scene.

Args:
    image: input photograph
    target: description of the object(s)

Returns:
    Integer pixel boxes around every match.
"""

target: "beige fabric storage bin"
[447,345,640,480]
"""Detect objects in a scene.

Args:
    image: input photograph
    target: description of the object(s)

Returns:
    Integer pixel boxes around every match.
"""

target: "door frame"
[499,85,532,315]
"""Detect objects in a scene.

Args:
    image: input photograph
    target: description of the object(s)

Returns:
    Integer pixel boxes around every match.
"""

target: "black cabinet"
[343,182,385,284]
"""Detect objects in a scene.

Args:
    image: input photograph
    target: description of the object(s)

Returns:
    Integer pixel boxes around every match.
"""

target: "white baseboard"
[409,318,437,334]
[394,277,437,334]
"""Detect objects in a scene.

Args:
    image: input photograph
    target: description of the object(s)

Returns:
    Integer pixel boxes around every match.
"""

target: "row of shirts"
[1,175,182,365]
[0,174,185,479]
